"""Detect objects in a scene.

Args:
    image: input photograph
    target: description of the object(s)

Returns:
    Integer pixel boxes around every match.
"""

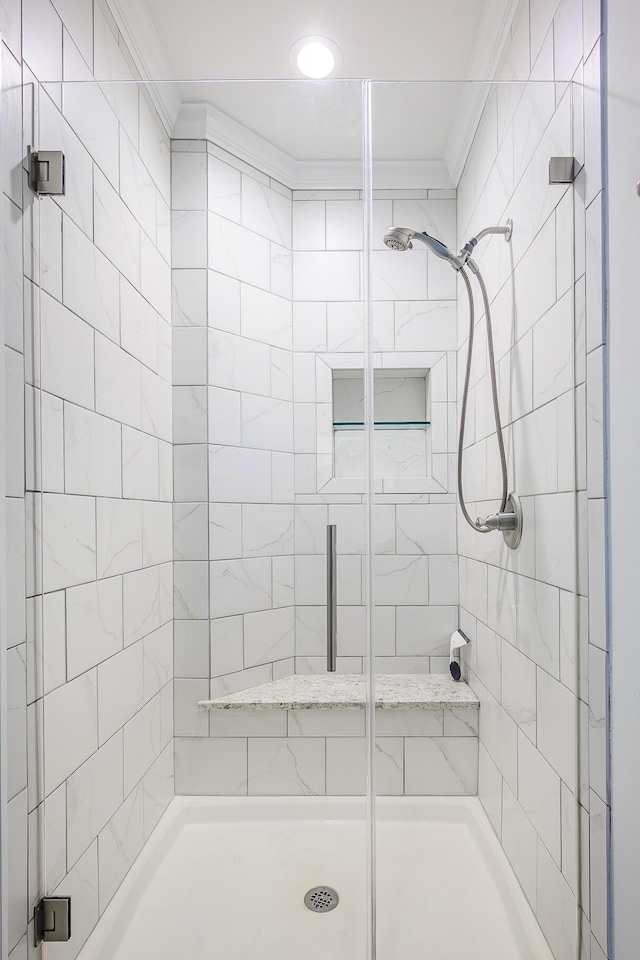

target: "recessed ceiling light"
[290,37,342,79]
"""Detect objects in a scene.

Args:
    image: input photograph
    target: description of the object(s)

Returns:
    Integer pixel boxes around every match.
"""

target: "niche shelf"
[333,421,431,430]
[332,369,430,480]
[314,351,451,495]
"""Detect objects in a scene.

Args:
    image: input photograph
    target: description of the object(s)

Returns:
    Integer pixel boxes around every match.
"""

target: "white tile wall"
[180,704,478,797]
[174,140,466,807]
[458,0,606,954]
[3,6,175,955]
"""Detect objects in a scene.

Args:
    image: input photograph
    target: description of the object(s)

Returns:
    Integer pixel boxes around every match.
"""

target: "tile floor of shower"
[78,796,554,960]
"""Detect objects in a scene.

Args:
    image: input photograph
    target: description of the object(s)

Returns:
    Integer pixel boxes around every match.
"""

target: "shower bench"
[190,675,480,797]
[198,672,478,712]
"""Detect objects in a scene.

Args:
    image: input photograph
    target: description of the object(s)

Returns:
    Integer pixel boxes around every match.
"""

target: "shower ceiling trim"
[172,102,453,190]
[107,0,523,189]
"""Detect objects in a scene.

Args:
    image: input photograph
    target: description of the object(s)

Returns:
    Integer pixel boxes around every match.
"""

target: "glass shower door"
[16,62,593,960]
[369,78,584,960]
[27,75,378,959]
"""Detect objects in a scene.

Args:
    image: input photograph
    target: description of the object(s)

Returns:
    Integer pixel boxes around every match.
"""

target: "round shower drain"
[304,886,340,913]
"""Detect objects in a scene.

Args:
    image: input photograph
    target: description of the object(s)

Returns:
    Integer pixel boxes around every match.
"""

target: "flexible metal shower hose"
[457,266,509,532]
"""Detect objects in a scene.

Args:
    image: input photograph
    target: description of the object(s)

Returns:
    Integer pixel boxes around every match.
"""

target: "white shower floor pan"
[78,796,554,960]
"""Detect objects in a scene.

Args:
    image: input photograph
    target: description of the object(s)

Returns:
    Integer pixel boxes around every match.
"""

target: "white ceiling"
[113,0,519,186]
[143,0,487,82]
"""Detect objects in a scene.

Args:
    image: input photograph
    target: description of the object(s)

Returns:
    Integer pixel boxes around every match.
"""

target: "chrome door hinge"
[28,147,65,195]
[34,897,71,944]
[549,156,582,184]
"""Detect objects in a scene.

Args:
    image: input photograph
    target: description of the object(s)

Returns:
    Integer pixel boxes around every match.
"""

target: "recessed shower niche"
[314,352,453,493]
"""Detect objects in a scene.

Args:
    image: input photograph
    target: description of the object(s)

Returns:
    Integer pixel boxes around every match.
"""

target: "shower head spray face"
[383,227,415,251]
[383,226,464,269]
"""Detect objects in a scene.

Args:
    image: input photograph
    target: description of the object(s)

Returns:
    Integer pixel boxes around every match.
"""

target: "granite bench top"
[198,673,479,711]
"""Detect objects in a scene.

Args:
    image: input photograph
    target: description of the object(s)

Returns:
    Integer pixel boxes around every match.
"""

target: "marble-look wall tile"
[374,556,430,605]
[208,214,270,289]
[209,558,272,618]
[66,577,123,679]
[208,445,271,503]
[173,561,209,620]
[517,728,562,863]
[404,737,478,795]
[143,623,173,703]
[372,249,428,302]
[44,670,98,794]
[244,607,294,668]
[49,841,99,960]
[457,12,604,949]
[174,737,247,795]
[11,16,175,954]
[173,502,208,561]
[242,504,294,557]
[209,710,287,738]
[41,293,95,408]
[208,156,241,221]
[247,737,325,796]
[501,780,538,907]
[293,251,360,302]
[172,269,207,327]
[94,168,140,285]
[123,694,161,796]
[3,196,23,353]
[123,566,164,646]
[241,284,292,349]
[23,0,62,83]
[142,743,174,840]
[7,645,27,801]
[120,133,158,241]
[97,642,144,747]
[172,151,207,211]
[7,789,27,952]
[242,175,291,247]
[174,443,208,502]
[5,348,25,498]
[96,498,143,578]
[121,278,160,373]
[536,838,578,960]
[39,85,95,238]
[173,327,208,385]
[174,620,210,678]
[66,733,124,869]
[122,428,159,499]
[172,210,207,269]
[96,335,142,430]
[98,783,144,911]
[63,41,119,185]
[62,214,119,343]
[174,678,210,737]
[64,403,122,497]
[42,493,96,592]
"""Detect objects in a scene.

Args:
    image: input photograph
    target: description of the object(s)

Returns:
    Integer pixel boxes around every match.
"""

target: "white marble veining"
[63,215,120,343]
[94,169,141,286]
[199,673,479,711]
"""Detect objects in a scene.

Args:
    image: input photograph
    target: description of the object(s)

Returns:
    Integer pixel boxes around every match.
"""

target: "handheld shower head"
[383,227,415,251]
[383,226,464,270]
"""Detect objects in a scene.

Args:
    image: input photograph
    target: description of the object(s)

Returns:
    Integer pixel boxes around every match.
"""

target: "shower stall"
[1,4,608,957]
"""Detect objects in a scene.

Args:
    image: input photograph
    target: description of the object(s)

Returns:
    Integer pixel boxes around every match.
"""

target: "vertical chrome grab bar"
[327,524,337,672]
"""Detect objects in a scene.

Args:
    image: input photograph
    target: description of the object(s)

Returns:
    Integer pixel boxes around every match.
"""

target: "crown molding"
[106,0,181,134]
[444,0,522,185]
[173,102,453,190]
[110,0,516,189]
